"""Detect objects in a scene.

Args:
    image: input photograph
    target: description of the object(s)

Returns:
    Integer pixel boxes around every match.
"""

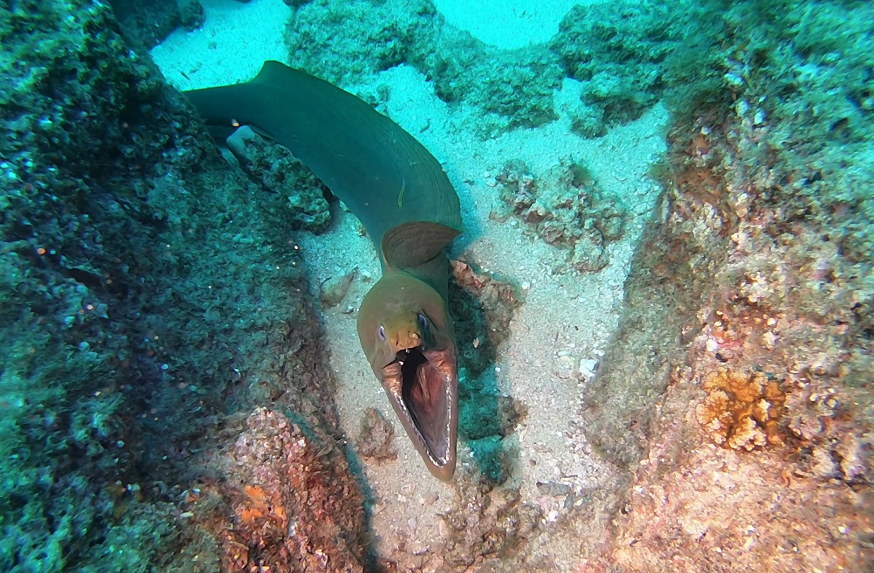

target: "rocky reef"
[286,0,563,135]
[3,0,872,571]
[569,1,874,569]
[0,1,366,571]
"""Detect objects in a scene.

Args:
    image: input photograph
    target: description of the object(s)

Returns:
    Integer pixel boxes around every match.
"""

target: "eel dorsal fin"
[380,221,461,270]
[184,61,462,256]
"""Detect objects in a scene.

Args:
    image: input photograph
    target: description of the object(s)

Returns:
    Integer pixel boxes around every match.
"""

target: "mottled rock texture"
[0,1,365,571]
[572,1,874,567]
[203,408,366,572]
[108,0,185,48]
[493,159,626,273]
[286,0,562,135]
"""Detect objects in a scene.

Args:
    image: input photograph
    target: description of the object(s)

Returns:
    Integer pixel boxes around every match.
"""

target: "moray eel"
[184,62,462,481]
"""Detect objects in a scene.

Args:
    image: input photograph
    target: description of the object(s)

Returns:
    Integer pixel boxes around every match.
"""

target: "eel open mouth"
[382,345,457,478]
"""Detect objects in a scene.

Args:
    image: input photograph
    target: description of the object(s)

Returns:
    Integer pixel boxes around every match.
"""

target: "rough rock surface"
[200,408,366,573]
[108,0,185,48]
[0,1,366,571]
[572,21,874,567]
[493,159,627,273]
[286,0,562,134]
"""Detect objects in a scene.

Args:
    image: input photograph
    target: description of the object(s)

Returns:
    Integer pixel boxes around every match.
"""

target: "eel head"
[357,272,458,481]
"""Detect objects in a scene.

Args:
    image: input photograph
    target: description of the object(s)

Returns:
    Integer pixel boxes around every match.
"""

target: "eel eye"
[417,313,429,330]
[378,325,386,341]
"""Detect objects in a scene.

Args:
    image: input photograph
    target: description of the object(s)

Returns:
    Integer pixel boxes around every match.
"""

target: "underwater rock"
[570,237,608,273]
[447,260,525,485]
[552,2,677,132]
[208,408,366,572]
[109,0,183,48]
[0,0,363,570]
[286,0,562,134]
[449,260,520,378]
[0,0,226,568]
[357,407,398,461]
[9,0,874,570]
[577,3,874,563]
[319,267,358,308]
[552,0,734,139]
[179,0,205,31]
[494,159,626,273]
[568,100,607,139]
[223,129,332,233]
[287,0,437,86]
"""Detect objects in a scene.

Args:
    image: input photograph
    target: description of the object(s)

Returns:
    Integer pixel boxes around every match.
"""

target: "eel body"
[184,62,462,481]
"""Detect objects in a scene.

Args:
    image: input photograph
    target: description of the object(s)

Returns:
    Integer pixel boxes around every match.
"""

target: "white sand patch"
[150,0,291,89]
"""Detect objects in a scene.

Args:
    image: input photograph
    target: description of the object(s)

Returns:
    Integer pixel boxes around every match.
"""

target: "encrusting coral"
[695,369,785,451]
[201,408,367,573]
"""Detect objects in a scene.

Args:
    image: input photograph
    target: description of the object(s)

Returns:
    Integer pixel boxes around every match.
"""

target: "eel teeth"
[383,345,457,474]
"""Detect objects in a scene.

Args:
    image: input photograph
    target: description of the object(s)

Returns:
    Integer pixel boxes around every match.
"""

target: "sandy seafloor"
[152,0,668,568]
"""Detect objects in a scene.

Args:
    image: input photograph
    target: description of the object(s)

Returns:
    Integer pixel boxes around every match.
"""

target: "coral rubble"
[493,159,627,273]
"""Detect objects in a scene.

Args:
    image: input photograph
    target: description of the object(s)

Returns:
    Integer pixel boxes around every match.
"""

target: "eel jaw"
[381,345,458,481]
